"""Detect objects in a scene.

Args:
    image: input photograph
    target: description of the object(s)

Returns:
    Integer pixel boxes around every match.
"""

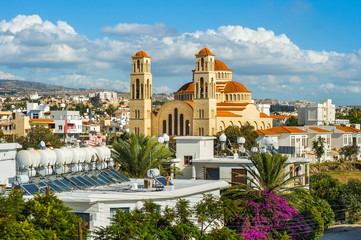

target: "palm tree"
[238,152,300,193]
[112,133,173,178]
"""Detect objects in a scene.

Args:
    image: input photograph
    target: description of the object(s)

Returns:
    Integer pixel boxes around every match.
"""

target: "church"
[129,48,273,137]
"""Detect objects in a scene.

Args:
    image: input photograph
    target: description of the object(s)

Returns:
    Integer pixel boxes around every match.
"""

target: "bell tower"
[192,48,217,136]
[129,51,152,135]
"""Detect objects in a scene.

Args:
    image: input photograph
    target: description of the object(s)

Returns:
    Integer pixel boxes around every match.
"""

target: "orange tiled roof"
[196,48,215,56]
[216,111,242,117]
[259,126,307,134]
[115,110,127,113]
[184,101,194,108]
[216,107,246,111]
[29,118,54,122]
[224,81,250,93]
[132,51,151,58]
[331,125,361,133]
[175,82,194,93]
[260,113,272,118]
[214,59,231,71]
[217,102,250,107]
[269,114,289,120]
[256,129,279,135]
[44,111,51,114]
[308,127,332,133]
[332,149,340,153]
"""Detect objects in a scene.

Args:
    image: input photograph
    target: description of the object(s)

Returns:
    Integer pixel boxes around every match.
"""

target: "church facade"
[129,48,273,137]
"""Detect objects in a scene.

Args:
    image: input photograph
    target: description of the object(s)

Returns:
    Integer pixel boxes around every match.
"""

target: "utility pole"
[78,222,83,240]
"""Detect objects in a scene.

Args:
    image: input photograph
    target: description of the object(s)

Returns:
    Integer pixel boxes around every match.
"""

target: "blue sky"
[1,0,361,105]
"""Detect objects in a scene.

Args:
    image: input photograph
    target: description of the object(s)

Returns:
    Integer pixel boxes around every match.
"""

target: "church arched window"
[163,120,166,134]
[168,114,172,135]
[186,120,190,135]
[174,108,178,135]
[180,114,184,136]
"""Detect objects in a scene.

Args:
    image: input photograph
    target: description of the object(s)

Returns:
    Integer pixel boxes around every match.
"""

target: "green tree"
[286,116,300,126]
[106,104,116,117]
[216,124,258,151]
[238,152,298,192]
[340,145,360,162]
[0,189,87,239]
[312,137,325,171]
[92,196,240,240]
[112,133,173,178]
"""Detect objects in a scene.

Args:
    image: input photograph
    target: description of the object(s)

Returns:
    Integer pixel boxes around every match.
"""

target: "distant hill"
[0,79,67,91]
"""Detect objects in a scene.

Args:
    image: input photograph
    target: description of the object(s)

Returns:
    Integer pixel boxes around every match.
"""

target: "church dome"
[214,59,231,71]
[196,48,215,56]
[224,81,250,93]
[176,82,194,93]
[132,51,151,58]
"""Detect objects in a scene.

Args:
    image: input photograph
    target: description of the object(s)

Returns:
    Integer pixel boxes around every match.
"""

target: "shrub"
[228,191,309,240]
[340,178,361,223]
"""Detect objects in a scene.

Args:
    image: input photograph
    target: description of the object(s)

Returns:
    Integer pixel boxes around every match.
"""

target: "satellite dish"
[60,103,66,108]
[147,168,160,178]
[40,141,46,147]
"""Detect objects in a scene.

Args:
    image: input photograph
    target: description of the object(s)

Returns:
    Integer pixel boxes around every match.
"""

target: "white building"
[0,143,22,187]
[27,103,50,119]
[172,136,310,187]
[257,104,271,116]
[298,99,335,125]
[96,91,118,101]
[50,110,82,140]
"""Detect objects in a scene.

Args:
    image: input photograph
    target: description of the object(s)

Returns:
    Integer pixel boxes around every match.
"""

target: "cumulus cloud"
[1,15,361,99]
[153,86,172,94]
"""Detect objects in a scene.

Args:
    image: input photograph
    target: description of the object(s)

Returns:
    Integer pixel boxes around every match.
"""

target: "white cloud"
[1,15,361,101]
[153,86,172,94]
[0,71,24,80]
[48,74,129,92]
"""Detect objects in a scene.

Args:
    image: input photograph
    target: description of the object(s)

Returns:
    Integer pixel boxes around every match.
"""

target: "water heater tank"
[45,148,57,165]
[70,148,80,163]
[28,148,40,167]
[82,147,92,163]
[77,147,86,163]
[16,150,33,168]
[38,149,50,167]
[95,147,104,161]
[54,149,66,165]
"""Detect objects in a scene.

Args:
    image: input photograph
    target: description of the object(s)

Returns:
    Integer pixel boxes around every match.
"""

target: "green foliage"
[90,96,101,108]
[238,152,296,192]
[153,100,167,106]
[285,188,334,240]
[112,133,173,178]
[216,124,258,151]
[106,104,116,117]
[92,195,238,240]
[340,145,360,161]
[312,137,325,169]
[0,189,87,239]
[74,103,88,115]
[5,127,64,149]
[336,108,361,124]
[310,173,346,222]
[286,116,300,126]
[340,178,361,223]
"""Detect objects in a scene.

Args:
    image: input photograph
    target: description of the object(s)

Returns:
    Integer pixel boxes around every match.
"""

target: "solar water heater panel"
[156,177,173,186]
[21,183,43,195]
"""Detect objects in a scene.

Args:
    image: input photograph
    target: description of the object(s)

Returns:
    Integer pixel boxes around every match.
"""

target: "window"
[180,114,184,136]
[174,108,178,135]
[185,120,190,135]
[327,135,331,147]
[163,120,166,134]
[358,135,361,145]
[302,136,307,147]
[231,169,247,186]
[290,136,295,146]
[344,134,352,145]
[32,113,39,119]
[58,125,63,130]
[184,155,192,165]
[168,114,172,135]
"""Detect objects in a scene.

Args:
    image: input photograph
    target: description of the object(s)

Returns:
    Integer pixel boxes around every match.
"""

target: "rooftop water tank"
[61,147,73,164]
[82,147,92,163]
[16,150,33,168]
[95,147,104,161]
[38,149,50,167]
[54,148,66,165]
[28,148,40,167]
[77,147,86,163]
[70,148,80,164]
[101,145,111,159]
[45,148,57,165]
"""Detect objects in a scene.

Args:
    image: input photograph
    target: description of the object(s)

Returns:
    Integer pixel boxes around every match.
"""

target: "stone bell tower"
[192,48,217,136]
[129,51,152,136]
